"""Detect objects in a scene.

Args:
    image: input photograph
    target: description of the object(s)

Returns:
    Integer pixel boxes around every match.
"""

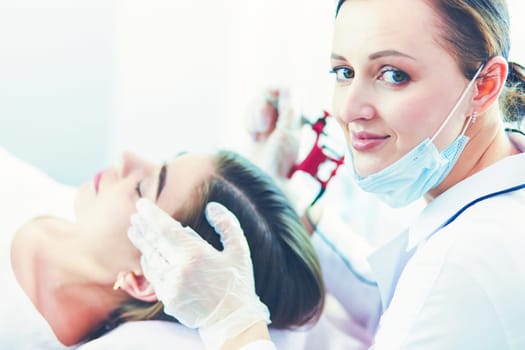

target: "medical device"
[288,111,345,206]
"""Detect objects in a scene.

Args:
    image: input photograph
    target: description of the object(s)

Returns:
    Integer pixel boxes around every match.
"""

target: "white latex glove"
[127,198,271,349]
[261,127,300,180]
[246,88,300,132]
[245,88,301,181]
[244,89,280,142]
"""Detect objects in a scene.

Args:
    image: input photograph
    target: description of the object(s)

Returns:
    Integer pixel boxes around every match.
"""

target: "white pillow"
[76,313,367,350]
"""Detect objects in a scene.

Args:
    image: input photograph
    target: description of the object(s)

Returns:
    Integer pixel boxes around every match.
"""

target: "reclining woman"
[1,146,324,349]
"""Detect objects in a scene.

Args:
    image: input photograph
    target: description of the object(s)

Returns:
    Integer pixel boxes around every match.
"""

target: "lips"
[351,131,390,152]
[93,171,103,193]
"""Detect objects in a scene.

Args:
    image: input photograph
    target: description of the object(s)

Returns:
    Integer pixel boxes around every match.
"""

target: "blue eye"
[379,68,410,84]
[330,67,354,82]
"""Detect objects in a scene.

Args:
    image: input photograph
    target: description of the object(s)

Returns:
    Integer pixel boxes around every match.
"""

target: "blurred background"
[1,0,524,186]
[0,0,335,185]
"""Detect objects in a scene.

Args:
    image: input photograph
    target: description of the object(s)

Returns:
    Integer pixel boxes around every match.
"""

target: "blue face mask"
[352,65,484,208]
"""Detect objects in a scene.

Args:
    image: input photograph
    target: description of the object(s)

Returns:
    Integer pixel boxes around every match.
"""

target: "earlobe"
[114,271,158,302]
[473,56,508,112]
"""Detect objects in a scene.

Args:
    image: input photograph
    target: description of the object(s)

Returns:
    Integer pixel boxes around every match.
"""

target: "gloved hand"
[245,88,301,180]
[127,198,271,349]
[245,89,281,142]
[261,127,300,180]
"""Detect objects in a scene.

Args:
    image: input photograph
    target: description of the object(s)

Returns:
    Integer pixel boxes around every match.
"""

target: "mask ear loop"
[430,64,485,143]
[458,110,478,137]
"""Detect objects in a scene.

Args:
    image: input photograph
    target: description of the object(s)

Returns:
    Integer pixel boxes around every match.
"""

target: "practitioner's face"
[331,0,473,177]
[74,152,214,269]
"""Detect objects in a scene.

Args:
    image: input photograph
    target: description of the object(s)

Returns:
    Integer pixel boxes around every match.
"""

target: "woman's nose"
[333,83,376,125]
[119,151,146,178]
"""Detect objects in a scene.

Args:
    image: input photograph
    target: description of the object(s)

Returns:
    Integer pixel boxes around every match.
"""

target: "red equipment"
[287,111,345,206]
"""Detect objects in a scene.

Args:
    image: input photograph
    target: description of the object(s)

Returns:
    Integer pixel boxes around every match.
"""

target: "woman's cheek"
[109,202,136,232]
[384,92,436,138]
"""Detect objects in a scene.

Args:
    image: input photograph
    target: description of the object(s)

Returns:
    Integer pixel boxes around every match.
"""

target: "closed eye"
[136,180,143,197]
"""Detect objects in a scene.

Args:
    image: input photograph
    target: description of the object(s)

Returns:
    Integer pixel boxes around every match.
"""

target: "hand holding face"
[127,198,270,348]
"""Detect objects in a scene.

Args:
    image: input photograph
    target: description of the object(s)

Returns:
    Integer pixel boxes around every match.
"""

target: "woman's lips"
[93,171,103,193]
[351,131,390,152]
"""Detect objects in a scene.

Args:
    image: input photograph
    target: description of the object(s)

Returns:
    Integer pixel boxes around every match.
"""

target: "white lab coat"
[245,132,525,350]
[310,165,423,343]
[370,135,525,349]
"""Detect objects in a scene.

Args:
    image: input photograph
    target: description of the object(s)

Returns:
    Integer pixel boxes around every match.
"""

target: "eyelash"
[329,66,354,82]
[136,181,143,197]
[377,66,410,85]
[329,65,411,85]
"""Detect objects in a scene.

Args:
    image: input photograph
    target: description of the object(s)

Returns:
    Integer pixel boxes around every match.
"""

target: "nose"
[332,81,377,125]
[118,151,148,178]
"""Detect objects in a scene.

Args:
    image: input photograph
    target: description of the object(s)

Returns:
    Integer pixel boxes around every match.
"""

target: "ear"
[472,56,508,113]
[116,271,158,302]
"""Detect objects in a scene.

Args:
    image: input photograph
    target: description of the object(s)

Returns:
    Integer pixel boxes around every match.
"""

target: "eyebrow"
[331,53,347,61]
[156,163,167,200]
[331,50,416,61]
[369,50,416,61]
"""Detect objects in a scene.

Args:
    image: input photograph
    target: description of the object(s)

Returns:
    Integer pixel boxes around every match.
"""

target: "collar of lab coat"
[367,131,525,311]
[407,151,525,249]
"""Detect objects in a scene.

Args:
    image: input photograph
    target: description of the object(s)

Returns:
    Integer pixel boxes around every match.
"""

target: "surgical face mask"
[352,64,484,208]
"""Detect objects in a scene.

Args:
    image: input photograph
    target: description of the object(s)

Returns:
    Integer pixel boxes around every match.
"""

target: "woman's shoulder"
[421,188,525,277]
[407,188,525,292]
[445,187,525,241]
[1,147,76,238]
[393,192,525,348]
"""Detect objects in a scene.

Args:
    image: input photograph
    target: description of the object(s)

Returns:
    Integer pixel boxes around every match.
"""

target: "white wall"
[508,0,525,63]
[0,0,338,185]
[110,0,336,164]
[224,0,336,151]
[0,0,115,185]
[111,0,230,163]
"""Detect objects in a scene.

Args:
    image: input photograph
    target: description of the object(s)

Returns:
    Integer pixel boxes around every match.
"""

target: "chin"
[353,158,389,178]
[73,184,91,218]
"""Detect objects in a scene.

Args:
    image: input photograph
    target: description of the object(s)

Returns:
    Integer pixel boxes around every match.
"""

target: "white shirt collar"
[408,133,525,249]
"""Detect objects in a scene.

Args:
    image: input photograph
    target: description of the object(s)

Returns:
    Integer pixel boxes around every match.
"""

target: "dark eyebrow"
[331,50,416,62]
[331,53,347,61]
[156,163,167,200]
[368,50,416,61]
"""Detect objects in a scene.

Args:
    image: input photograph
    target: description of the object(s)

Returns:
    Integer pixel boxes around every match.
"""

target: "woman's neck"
[426,108,520,202]
[11,217,129,346]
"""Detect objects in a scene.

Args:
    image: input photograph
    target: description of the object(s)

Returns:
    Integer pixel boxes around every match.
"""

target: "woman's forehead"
[156,153,214,217]
[333,0,444,60]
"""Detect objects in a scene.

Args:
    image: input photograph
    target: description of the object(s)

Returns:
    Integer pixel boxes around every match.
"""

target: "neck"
[11,217,130,346]
[425,108,520,202]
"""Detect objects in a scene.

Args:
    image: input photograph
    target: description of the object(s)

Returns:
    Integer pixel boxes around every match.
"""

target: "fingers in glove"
[205,202,249,252]
[136,198,183,233]
[133,199,223,268]
[136,199,196,242]
[136,198,202,240]
[128,222,156,256]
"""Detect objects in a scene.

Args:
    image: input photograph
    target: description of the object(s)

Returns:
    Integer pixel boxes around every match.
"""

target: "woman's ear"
[114,271,158,302]
[472,56,508,113]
